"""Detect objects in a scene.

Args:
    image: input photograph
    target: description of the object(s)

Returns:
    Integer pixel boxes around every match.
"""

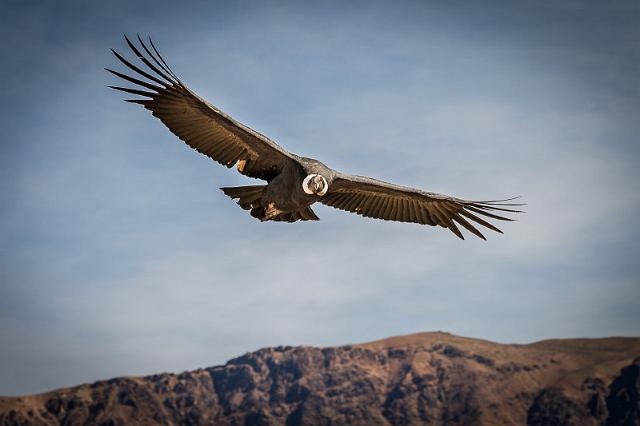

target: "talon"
[264,202,284,220]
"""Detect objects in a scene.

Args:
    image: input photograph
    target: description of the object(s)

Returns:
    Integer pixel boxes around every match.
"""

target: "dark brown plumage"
[108,35,523,240]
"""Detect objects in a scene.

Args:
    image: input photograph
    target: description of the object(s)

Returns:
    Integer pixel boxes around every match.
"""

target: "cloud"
[1,0,639,395]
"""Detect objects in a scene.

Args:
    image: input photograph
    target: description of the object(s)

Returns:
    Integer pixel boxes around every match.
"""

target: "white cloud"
[1,0,639,396]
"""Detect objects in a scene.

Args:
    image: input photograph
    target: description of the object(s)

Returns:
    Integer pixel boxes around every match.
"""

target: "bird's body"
[267,157,328,212]
[108,35,523,239]
[222,157,333,222]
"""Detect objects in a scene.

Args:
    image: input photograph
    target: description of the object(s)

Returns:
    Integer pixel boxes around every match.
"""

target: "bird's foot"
[263,202,284,220]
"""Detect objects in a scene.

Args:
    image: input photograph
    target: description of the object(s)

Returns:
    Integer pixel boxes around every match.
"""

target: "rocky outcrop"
[1,332,638,425]
[606,358,640,426]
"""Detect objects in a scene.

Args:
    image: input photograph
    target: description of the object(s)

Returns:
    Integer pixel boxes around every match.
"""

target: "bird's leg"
[263,202,284,221]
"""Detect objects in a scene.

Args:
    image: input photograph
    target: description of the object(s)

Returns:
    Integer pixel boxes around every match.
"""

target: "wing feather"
[388,199,398,221]
[320,173,523,239]
[452,215,486,240]
[136,34,178,83]
[380,197,393,219]
[402,199,411,222]
[408,200,419,223]
[370,197,385,217]
[108,35,298,182]
[395,199,405,222]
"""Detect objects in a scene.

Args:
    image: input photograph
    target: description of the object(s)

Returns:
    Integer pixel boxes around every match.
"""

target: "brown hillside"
[1,332,638,425]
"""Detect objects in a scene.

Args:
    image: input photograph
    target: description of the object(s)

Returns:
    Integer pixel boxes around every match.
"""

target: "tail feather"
[220,185,265,211]
[299,206,320,221]
[220,185,320,222]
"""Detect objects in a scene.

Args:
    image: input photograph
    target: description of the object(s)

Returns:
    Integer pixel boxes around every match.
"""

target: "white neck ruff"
[302,174,328,196]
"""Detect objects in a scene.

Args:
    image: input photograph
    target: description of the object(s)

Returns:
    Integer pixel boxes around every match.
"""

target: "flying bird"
[107,35,523,240]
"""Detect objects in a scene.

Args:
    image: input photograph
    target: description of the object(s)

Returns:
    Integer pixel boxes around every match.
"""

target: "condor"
[107,35,523,240]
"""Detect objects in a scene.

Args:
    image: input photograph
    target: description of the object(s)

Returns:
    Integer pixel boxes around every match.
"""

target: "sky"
[0,0,638,396]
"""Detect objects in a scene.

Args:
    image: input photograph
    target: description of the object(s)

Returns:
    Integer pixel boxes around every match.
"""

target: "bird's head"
[302,174,329,196]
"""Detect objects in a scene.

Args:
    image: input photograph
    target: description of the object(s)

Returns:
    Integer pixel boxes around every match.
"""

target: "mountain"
[1,332,638,425]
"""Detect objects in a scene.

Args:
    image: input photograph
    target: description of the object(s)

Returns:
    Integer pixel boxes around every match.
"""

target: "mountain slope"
[1,332,638,425]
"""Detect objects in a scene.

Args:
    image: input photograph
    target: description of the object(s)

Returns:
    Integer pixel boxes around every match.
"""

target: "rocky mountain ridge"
[1,332,638,425]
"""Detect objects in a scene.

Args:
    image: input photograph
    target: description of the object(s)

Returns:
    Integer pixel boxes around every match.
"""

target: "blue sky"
[1,0,638,395]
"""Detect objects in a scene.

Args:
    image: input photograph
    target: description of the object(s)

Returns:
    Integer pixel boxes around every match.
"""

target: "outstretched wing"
[321,173,523,240]
[106,35,298,181]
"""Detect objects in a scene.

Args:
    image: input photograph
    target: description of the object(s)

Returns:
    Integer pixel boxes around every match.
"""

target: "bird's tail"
[220,185,268,220]
[220,185,320,222]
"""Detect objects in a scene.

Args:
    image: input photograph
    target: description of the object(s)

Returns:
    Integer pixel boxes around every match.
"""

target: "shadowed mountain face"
[1,332,638,425]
